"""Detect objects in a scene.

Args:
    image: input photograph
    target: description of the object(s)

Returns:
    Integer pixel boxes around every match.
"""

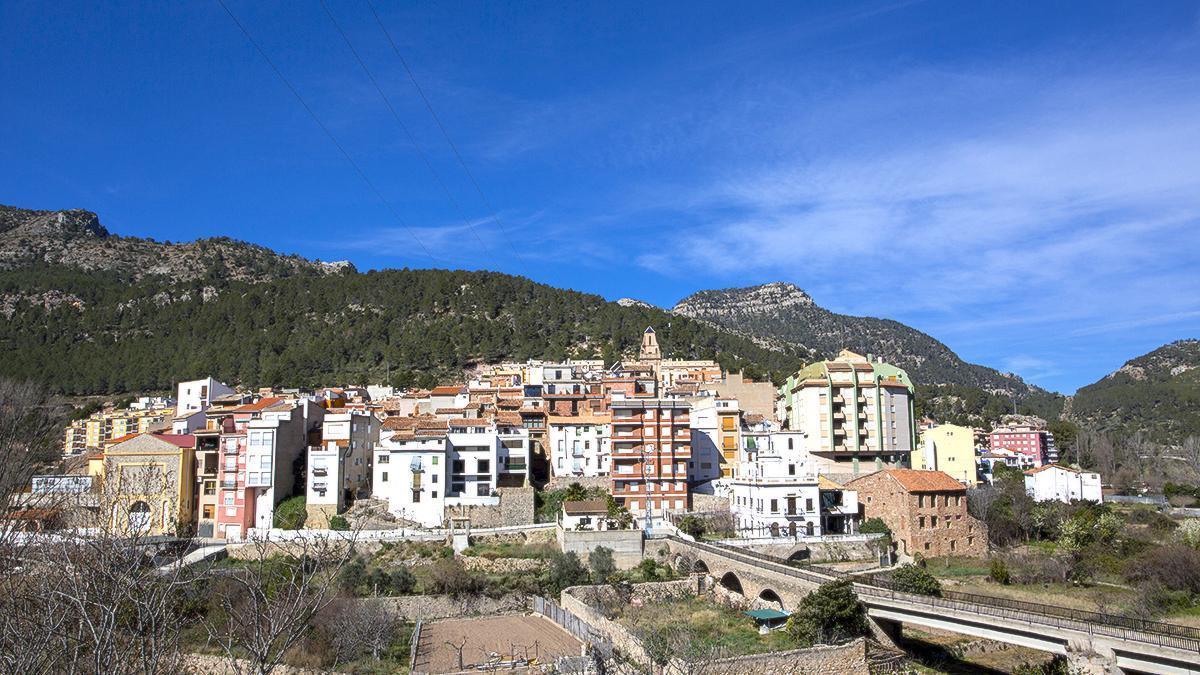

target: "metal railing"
[665,536,1200,654]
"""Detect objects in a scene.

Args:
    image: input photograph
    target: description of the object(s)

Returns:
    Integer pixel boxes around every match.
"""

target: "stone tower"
[639,326,662,361]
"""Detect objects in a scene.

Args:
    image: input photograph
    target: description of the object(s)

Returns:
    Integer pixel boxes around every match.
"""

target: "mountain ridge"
[672,281,1042,398]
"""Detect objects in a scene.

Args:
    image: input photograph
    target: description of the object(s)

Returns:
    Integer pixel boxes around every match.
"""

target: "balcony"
[221,478,238,488]
[312,467,328,477]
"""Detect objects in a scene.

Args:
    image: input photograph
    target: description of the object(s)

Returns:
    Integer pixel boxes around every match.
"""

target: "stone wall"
[304,503,338,529]
[379,593,529,621]
[850,473,988,560]
[668,638,872,675]
[443,486,534,528]
[558,527,645,568]
[691,492,731,514]
[561,580,879,675]
[544,475,611,491]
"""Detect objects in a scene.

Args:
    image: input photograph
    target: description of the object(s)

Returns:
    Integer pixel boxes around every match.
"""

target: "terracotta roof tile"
[563,499,609,515]
[848,469,966,493]
[231,397,288,413]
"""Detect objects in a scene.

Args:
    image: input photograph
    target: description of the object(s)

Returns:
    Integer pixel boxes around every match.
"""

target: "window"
[788,464,795,476]
[476,482,491,496]
[412,490,421,503]
[931,515,938,527]
[924,542,931,551]
[378,454,389,464]
[432,491,438,498]
[917,494,925,508]
[770,499,778,513]
[432,456,439,465]
[950,539,957,552]
[805,498,813,512]
[787,438,794,450]
[381,472,388,483]
[259,456,271,470]
[919,516,925,528]
[203,480,216,496]
[223,493,234,506]
[452,459,465,473]
[477,459,490,473]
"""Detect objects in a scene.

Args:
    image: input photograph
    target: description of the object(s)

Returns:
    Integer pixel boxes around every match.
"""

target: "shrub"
[547,552,589,594]
[1125,544,1200,596]
[337,557,368,595]
[786,579,869,647]
[1178,519,1200,549]
[677,515,706,538]
[273,496,307,530]
[328,515,350,531]
[890,563,941,596]
[589,546,617,583]
[990,558,1011,585]
[859,518,891,538]
[388,565,416,595]
[428,558,481,597]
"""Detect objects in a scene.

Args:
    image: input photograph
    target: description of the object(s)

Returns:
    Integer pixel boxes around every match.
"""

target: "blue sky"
[3,1,1199,393]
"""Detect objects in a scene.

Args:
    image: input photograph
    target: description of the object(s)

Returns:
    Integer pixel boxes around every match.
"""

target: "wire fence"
[531,596,613,657]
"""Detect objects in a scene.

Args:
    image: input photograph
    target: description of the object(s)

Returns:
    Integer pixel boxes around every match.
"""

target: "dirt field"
[413,614,583,673]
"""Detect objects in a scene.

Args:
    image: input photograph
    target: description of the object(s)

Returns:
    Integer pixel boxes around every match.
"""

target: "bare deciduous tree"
[201,531,357,675]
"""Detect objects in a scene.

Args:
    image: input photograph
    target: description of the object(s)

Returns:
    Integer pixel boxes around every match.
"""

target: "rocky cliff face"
[673,282,1038,396]
[0,204,351,284]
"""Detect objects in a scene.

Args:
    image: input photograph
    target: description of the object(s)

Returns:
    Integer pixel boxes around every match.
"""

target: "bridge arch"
[692,558,710,574]
[758,588,785,611]
[719,571,744,595]
[787,549,810,562]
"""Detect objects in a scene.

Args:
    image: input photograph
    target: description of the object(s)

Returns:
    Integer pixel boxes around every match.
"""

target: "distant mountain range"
[2,203,1194,444]
[672,282,1042,396]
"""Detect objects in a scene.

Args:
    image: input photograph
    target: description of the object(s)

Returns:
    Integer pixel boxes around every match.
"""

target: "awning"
[744,609,790,622]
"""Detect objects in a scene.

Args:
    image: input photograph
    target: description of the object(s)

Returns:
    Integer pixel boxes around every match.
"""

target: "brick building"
[610,397,691,522]
[846,469,987,560]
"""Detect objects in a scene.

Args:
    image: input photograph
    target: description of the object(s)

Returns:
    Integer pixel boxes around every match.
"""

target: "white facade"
[548,416,610,477]
[731,431,823,538]
[687,398,723,484]
[242,401,322,532]
[372,420,527,527]
[1025,465,1103,503]
[176,377,234,415]
[308,411,381,513]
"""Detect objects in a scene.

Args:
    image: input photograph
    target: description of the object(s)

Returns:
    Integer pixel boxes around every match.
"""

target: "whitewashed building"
[548,413,610,477]
[176,377,234,416]
[730,430,823,538]
[372,415,529,527]
[307,410,381,525]
[1024,464,1102,503]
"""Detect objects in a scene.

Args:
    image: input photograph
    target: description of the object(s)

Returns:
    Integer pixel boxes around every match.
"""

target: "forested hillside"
[0,205,817,394]
[1070,339,1200,444]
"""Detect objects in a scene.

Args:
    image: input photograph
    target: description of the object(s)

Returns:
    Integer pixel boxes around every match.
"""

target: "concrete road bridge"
[658,535,1200,674]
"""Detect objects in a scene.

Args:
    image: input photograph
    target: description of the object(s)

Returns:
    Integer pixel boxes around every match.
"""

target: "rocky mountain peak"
[616,297,655,309]
[672,281,814,316]
[0,205,108,238]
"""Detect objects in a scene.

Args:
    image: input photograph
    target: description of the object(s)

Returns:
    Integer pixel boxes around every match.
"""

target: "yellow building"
[100,433,196,536]
[62,407,174,456]
[717,400,740,478]
[914,423,979,485]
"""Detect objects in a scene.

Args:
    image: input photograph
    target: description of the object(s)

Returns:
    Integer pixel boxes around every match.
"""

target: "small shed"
[744,608,790,634]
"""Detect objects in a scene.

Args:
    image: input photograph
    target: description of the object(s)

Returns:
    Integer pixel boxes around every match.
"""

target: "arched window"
[128,501,151,534]
[805,521,814,536]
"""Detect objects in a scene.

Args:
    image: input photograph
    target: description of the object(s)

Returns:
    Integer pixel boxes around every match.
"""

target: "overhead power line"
[214,0,439,263]
[363,0,529,265]
[319,0,495,258]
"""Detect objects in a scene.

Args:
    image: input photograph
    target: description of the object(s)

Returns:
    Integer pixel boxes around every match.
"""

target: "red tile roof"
[431,385,464,396]
[1024,464,1081,476]
[231,397,287,413]
[151,433,196,448]
[849,469,966,493]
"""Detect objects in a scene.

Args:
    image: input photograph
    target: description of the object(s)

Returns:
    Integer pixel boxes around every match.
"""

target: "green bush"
[547,552,589,594]
[859,517,891,538]
[589,546,617,583]
[786,579,869,647]
[273,496,307,530]
[328,515,350,531]
[890,563,942,596]
[677,515,706,538]
[989,558,1011,585]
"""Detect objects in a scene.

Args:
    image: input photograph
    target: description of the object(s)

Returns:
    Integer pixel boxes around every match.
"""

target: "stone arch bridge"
[659,536,1200,674]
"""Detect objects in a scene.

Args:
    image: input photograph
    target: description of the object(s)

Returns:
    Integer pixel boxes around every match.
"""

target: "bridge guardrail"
[664,536,1200,654]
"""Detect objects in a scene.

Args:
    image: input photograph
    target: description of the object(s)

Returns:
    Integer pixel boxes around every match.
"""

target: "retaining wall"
[558,527,645,568]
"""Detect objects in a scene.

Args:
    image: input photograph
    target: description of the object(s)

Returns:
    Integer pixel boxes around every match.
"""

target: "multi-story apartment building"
[914,424,979,486]
[372,414,529,527]
[63,405,175,456]
[989,416,1052,467]
[609,397,692,522]
[548,413,611,477]
[214,397,324,540]
[777,350,916,477]
[730,431,822,538]
[847,469,987,559]
[306,410,381,526]
[688,396,741,482]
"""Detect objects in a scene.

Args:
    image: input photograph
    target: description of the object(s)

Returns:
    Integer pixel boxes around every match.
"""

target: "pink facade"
[988,429,1047,467]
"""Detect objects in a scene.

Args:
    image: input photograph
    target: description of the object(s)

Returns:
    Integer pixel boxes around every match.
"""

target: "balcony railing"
[220,479,238,488]
[312,467,328,477]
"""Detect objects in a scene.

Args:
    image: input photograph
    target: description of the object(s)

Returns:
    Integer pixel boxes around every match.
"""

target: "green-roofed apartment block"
[776,350,917,477]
